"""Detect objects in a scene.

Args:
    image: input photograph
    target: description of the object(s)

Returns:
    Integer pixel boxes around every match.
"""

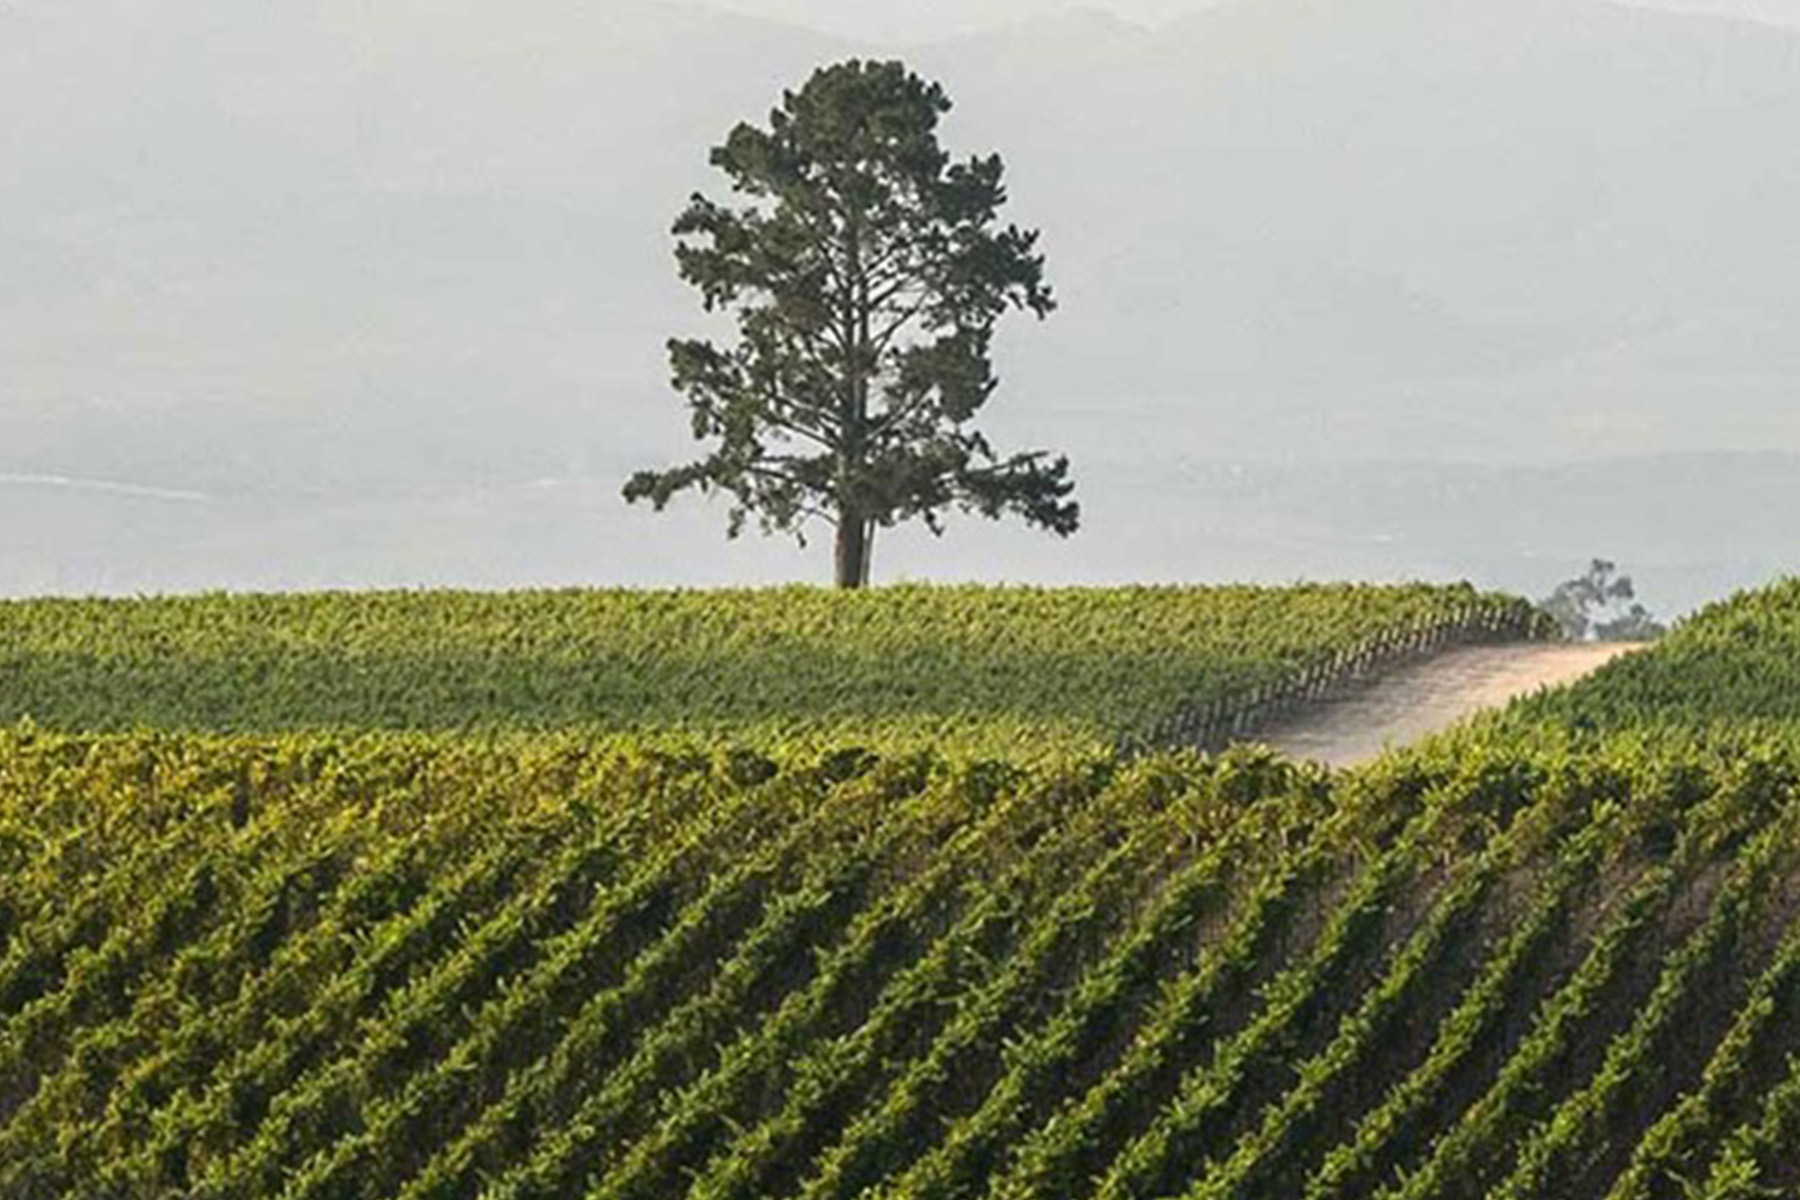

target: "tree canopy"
[1541,559,1667,642]
[624,59,1078,587]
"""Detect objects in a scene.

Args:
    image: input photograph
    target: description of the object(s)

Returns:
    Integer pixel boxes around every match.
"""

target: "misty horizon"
[5,0,1799,613]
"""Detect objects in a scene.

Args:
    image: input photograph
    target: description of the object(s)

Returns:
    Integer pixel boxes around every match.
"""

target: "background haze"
[5,0,1799,612]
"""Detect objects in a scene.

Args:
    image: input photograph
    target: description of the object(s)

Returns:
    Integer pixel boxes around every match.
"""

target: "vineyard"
[4,580,1800,1199]
[0,584,1545,754]
[1508,578,1800,736]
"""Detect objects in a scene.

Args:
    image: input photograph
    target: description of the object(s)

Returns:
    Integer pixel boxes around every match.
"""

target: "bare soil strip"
[1256,643,1637,768]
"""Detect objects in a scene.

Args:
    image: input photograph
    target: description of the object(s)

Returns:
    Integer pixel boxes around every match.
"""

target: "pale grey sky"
[667,0,1800,41]
[6,0,1800,603]
[656,0,1215,43]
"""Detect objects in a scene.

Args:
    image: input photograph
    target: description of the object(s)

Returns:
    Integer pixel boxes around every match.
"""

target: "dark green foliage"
[1512,578,1800,733]
[2,717,1799,1198]
[624,60,1074,587]
[6,581,1800,1197]
[0,583,1542,754]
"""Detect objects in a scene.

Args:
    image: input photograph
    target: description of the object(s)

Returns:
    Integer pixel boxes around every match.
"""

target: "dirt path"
[1256,643,1637,768]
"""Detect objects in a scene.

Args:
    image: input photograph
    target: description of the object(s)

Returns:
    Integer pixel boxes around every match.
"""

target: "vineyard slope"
[6,581,1800,1198]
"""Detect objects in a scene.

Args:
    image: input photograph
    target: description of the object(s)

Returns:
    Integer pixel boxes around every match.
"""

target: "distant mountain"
[4,0,1799,594]
[0,0,843,499]
[6,451,1794,617]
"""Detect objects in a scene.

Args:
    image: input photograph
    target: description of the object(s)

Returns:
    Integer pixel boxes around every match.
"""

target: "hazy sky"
[668,0,1800,41]
[651,0,1219,42]
[6,0,1800,604]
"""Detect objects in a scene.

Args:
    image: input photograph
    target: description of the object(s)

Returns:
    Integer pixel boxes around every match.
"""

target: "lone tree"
[624,59,1078,588]
[1540,558,1667,642]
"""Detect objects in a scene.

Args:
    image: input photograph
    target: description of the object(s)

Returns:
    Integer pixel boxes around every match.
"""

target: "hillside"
[1259,641,1636,767]
[5,582,1800,1197]
[1510,577,1800,734]
[0,584,1540,753]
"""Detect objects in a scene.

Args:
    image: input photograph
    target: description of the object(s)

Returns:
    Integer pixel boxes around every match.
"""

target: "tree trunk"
[835,516,870,589]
